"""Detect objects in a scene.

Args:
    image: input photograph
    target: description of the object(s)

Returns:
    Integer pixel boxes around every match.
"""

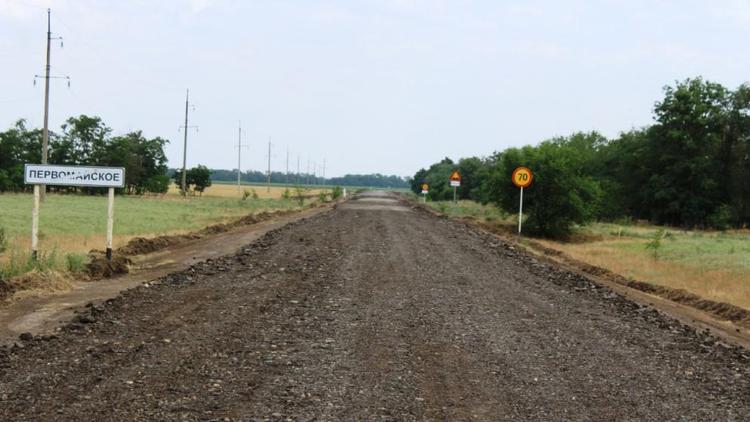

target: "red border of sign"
[512,166,533,188]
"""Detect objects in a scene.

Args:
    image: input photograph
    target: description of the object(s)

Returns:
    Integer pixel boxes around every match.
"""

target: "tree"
[189,165,212,195]
[173,165,212,196]
[485,136,603,238]
[101,131,170,194]
[0,120,44,192]
[645,78,730,227]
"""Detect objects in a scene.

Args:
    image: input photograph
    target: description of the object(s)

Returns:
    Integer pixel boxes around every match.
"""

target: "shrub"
[331,186,343,200]
[645,228,665,259]
[282,188,291,200]
[318,191,329,203]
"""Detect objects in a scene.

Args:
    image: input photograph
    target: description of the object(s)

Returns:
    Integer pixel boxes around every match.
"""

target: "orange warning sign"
[512,167,533,188]
[449,171,461,182]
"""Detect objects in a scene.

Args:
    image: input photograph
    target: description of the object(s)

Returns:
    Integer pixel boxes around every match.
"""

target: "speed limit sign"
[512,166,533,236]
[512,167,533,188]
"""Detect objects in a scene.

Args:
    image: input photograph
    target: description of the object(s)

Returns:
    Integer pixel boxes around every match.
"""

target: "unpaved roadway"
[1,191,749,421]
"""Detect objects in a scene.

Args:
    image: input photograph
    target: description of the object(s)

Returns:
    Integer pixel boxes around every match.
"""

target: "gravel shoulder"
[1,192,748,421]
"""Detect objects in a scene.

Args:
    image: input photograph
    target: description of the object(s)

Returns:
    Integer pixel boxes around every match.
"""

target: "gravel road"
[1,191,749,421]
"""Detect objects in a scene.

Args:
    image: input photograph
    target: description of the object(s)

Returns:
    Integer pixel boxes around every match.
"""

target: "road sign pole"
[106,187,115,261]
[518,186,524,236]
[31,184,40,260]
[453,186,457,204]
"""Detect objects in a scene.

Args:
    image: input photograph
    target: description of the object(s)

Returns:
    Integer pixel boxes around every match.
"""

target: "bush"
[282,188,291,200]
[331,186,343,200]
[318,191,329,203]
[486,137,603,239]
[645,228,665,259]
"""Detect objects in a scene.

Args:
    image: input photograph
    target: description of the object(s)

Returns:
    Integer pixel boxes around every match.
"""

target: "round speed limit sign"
[512,166,533,188]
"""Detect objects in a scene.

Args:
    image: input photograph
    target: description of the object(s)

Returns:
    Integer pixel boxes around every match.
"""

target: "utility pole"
[179,89,198,196]
[322,159,326,186]
[235,121,248,194]
[285,147,290,186]
[307,158,310,185]
[266,137,272,193]
[296,154,300,185]
[34,9,68,202]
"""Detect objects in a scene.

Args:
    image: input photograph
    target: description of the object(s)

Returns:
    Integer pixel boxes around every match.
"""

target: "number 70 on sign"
[512,167,533,235]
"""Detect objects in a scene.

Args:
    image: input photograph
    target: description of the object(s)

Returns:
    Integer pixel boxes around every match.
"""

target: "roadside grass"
[0,192,309,279]
[535,223,750,308]
[424,199,511,222]
[417,198,750,310]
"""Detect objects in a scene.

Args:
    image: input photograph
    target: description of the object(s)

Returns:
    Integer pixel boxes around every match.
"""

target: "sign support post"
[518,186,524,236]
[420,183,429,203]
[511,167,533,237]
[31,184,40,260]
[106,187,115,261]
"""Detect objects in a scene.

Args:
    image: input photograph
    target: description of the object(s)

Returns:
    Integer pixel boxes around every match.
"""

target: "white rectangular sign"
[24,164,126,188]
[450,180,461,187]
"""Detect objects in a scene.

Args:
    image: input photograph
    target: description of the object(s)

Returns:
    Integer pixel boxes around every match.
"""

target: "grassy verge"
[0,192,311,280]
[534,223,750,309]
[417,197,750,310]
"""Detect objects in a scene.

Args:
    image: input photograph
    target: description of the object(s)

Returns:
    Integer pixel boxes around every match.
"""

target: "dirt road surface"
[1,191,749,421]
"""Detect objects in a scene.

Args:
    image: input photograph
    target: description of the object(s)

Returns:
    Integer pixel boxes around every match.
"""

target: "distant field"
[423,198,750,310]
[168,182,324,199]
[205,180,406,195]
[0,192,311,278]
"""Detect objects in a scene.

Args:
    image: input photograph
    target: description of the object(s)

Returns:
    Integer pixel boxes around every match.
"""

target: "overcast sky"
[2,0,749,178]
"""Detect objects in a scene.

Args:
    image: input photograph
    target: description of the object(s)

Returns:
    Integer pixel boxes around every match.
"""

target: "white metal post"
[106,187,114,260]
[32,184,40,260]
[518,186,524,236]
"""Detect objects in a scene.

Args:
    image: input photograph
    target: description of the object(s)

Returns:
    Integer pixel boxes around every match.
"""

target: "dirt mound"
[407,195,750,329]
[117,210,297,257]
[525,236,750,327]
[0,278,15,301]
[85,255,132,279]
[2,270,75,301]
[118,233,201,255]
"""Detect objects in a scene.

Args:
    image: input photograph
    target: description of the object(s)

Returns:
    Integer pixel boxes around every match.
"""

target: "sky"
[2,0,750,178]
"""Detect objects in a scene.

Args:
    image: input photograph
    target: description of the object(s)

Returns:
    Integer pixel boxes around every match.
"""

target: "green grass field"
[0,193,308,279]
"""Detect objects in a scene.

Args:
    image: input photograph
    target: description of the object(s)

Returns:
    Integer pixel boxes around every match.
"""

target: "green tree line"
[411,78,750,237]
[0,115,170,195]
[208,169,408,188]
